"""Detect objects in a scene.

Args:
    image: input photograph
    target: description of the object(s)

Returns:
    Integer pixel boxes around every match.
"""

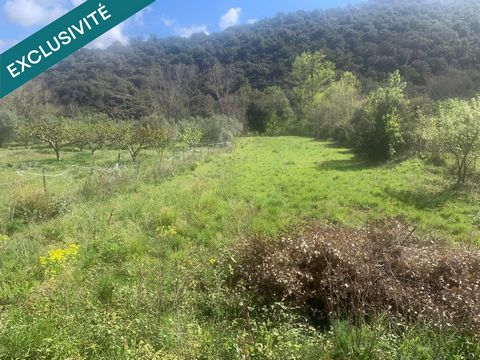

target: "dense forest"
[7,0,480,121]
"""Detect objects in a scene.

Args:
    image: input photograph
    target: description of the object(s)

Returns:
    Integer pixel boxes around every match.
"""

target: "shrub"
[0,109,17,147]
[179,124,203,149]
[310,72,364,142]
[351,71,410,161]
[232,219,480,333]
[10,189,68,223]
[197,115,243,144]
[433,97,480,185]
[80,169,131,199]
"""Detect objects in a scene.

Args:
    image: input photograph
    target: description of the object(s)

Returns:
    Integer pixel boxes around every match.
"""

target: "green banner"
[0,0,155,99]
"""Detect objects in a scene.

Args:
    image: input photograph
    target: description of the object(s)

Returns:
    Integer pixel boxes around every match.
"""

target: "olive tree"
[196,115,243,144]
[435,97,480,185]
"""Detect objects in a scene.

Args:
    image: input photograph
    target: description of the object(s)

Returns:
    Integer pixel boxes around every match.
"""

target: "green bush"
[351,71,411,161]
[196,115,243,144]
[0,109,17,147]
[433,96,480,184]
[310,72,364,142]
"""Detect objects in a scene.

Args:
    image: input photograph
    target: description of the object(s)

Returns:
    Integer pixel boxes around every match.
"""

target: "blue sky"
[0,0,365,52]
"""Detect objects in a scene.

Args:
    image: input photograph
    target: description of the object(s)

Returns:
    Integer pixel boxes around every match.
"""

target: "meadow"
[0,137,479,359]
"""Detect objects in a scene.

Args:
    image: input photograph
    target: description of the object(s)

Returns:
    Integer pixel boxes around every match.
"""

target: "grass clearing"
[0,137,479,358]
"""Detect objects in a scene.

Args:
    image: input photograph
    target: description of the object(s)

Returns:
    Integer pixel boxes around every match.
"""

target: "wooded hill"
[29,0,480,118]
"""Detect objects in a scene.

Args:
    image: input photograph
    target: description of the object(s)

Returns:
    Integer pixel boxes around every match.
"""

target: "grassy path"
[214,137,479,241]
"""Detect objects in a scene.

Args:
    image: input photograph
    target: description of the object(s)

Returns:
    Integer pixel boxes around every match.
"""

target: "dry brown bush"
[233,219,480,334]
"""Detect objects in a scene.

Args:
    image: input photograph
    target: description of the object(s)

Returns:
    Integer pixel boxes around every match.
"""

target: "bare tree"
[149,65,198,121]
[207,64,241,116]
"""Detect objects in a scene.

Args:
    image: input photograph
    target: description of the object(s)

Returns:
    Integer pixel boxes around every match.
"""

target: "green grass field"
[0,137,479,359]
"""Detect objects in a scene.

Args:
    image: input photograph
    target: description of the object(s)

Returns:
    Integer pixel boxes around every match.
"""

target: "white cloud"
[4,0,68,27]
[2,0,147,50]
[175,25,209,38]
[132,6,152,26]
[219,7,242,30]
[89,24,129,49]
[160,16,174,28]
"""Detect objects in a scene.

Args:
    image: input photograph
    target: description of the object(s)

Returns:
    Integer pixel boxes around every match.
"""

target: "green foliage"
[196,115,243,144]
[180,125,203,149]
[114,122,153,162]
[292,51,336,118]
[10,187,68,223]
[311,72,364,141]
[0,109,17,147]
[14,121,33,148]
[247,87,296,135]
[434,97,480,184]
[352,71,410,161]
[30,116,73,160]
[36,0,480,119]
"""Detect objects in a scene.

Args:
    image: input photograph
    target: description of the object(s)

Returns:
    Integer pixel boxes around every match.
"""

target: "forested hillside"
[32,0,480,119]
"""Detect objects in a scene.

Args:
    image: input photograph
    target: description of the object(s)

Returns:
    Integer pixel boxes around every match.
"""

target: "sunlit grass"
[0,137,478,358]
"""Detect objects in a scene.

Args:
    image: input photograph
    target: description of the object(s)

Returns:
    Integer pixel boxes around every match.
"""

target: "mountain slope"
[42,0,480,117]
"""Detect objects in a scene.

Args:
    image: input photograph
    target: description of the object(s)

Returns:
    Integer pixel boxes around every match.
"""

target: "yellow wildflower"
[156,225,177,238]
[40,244,79,276]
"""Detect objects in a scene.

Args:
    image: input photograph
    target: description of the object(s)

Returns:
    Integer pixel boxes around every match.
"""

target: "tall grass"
[0,137,478,358]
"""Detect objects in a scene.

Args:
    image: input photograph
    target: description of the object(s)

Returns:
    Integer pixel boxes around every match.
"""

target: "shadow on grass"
[316,157,375,172]
[314,140,377,172]
[385,185,458,210]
